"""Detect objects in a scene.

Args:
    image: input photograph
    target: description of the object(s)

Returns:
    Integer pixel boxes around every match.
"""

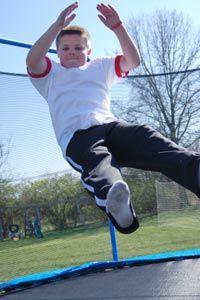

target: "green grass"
[1,208,200,282]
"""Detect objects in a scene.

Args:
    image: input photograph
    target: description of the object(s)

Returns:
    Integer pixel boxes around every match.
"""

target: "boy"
[27,2,200,234]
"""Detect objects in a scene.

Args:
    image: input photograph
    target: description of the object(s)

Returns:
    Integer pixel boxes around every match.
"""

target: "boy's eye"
[63,47,69,51]
[75,47,84,51]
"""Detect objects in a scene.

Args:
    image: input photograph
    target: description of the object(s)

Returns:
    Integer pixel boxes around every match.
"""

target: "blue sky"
[1,0,200,73]
[1,0,200,180]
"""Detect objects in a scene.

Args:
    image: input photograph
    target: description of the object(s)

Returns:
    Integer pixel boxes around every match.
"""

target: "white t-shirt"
[28,55,128,157]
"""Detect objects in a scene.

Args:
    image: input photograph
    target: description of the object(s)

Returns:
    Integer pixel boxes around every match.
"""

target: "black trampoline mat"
[3,258,200,299]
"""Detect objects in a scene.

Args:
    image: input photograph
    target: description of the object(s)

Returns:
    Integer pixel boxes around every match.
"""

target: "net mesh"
[156,180,200,227]
[0,72,68,179]
[0,71,200,284]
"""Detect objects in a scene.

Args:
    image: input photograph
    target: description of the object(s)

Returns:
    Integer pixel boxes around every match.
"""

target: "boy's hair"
[56,25,91,50]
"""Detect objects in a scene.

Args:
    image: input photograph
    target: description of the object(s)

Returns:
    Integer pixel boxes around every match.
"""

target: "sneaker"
[106,180,134,228]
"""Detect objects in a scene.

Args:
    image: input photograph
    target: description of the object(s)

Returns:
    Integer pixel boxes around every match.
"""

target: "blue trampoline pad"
[2,258,200,299]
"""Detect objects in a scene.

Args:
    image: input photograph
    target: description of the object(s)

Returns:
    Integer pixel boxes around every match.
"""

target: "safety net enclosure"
[0,39,200,298]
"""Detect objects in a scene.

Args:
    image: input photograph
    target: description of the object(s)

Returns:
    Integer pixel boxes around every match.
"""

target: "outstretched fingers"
[57,2,78,28]
[63,13,76,26]
[108,4,119,16]
[97,14,106,25]
[96,3,112,16]
[62,2,78,16]
[96,3,121,29]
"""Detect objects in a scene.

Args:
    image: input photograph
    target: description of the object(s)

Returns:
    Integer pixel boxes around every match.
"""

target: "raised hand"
[96,3,122,30]
[55,2,78,29]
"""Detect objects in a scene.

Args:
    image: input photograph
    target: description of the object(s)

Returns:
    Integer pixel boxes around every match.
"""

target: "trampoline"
[1,248,200,299]
[1,254,200,299]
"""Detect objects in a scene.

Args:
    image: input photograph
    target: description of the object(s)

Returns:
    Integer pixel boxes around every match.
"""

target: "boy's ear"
[87,48,92,56]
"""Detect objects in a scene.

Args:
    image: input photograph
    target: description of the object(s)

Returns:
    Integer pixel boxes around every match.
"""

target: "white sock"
[106,180,134,228]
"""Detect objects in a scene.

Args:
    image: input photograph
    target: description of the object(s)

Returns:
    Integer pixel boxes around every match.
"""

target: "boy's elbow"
[134,57,141,68]
[128,57,140,70]
[26,51,37,69]
[26,53,32,68]
[127,52,141,70]
[26,53,43,72]
[121,55,141,73]
[26,49,39,68]
[133,53,141,68]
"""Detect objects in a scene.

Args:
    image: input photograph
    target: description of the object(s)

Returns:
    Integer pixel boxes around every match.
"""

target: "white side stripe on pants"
[81,178,107,208]
[67,157,107,209]
[66,156,83,172]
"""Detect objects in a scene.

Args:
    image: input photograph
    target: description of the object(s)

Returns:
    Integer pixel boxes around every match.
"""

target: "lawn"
[1,208,200,282]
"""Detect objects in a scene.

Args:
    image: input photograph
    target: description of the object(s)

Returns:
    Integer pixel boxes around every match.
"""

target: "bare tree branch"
[115,9,200,147]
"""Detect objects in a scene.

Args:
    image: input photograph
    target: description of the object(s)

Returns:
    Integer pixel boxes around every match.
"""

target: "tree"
[116,10,200,147]
[16,174,103,230]
[0,141,9,177]
[0,140,13,237]
[0,179,17,238]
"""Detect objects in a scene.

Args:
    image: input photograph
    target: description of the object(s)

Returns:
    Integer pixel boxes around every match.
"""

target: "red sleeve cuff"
[27,56,52,78]
[115,55,129,78]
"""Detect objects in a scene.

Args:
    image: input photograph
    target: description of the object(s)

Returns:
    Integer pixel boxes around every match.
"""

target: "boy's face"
[57,34,91,68]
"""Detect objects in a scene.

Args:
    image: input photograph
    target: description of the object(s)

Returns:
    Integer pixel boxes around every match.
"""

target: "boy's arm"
[96,3,140,73]
[26,2,78,75]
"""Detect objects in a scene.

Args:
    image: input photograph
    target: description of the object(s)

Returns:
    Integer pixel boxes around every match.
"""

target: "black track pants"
[66,121,200,233]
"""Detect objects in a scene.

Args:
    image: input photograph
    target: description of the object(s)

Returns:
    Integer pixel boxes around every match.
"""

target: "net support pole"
[109,220,119,261]
[0,38,57,54]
